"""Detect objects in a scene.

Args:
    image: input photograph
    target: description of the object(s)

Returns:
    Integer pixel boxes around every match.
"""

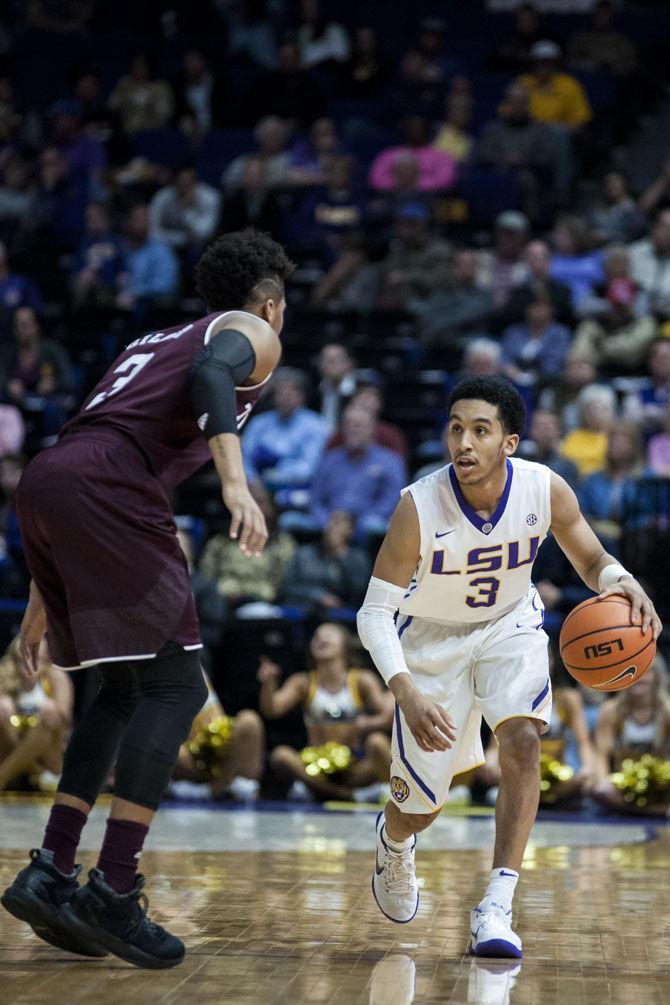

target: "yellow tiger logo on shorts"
[391,775,410,802]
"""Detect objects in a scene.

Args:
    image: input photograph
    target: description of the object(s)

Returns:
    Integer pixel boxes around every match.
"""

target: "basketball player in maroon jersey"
[1,229,295,969]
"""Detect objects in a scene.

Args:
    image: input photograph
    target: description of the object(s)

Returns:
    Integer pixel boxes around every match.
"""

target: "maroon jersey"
[61,310,271,490]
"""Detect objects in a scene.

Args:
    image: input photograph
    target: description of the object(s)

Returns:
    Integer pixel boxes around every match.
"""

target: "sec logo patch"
[526,513,537,526]
[391,775,410,802]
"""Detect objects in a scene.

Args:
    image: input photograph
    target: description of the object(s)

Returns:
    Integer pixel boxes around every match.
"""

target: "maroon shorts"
[16,429,201,669]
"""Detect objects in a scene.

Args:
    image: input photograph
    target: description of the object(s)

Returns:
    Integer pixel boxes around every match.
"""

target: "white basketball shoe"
[469,905,522,958]
[371,811,419,924]
[467,959,521,1004]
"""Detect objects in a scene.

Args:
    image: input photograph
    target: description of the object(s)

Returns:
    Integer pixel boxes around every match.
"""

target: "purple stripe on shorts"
[397,615,413,639]
[531,679,550,711]
[394,704,437,804]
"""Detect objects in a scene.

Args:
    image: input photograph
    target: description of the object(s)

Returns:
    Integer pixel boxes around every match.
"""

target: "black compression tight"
[58,643,207,810]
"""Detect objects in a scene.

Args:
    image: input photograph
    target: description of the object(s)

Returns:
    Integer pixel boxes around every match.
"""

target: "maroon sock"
[97,819,149,894]
[42,804,88,875]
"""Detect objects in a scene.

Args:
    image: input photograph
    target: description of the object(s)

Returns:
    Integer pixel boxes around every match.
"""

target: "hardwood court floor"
[1,803,670,1004]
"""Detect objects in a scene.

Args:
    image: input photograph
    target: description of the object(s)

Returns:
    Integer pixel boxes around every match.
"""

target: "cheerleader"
[593,660,670,816]
[258,622,393,802]
[0,638,72,791]
[173,671,265,800]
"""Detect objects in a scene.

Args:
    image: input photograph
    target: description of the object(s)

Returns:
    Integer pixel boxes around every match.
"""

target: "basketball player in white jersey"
[357,376,661,958]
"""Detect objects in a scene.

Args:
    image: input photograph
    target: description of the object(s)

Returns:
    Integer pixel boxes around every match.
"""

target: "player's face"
[447,399,518,486]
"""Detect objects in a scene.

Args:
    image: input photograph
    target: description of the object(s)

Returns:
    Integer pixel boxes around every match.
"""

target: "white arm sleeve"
[356,576,411,686]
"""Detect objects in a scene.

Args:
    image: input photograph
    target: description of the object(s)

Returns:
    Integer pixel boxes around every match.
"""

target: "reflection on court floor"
[1,801,669,1004]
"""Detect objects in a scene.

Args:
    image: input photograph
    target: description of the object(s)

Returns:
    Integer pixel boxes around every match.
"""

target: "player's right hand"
[399,690,456,753]
[223,482,268,557]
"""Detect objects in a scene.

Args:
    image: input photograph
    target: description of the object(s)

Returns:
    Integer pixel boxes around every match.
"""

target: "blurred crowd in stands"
[0,0,669,807]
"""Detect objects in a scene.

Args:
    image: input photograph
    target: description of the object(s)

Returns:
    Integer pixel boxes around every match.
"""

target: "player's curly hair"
[194,228,295,310]
[447,376,526,436]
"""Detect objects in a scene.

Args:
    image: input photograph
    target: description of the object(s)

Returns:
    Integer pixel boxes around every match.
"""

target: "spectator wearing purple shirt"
[501,294,572,387]
[309,405,407,535]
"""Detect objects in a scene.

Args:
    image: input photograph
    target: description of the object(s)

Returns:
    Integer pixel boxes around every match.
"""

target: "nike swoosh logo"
[375,848,385,876]
[498,871,517,878]
[435,530,455,539]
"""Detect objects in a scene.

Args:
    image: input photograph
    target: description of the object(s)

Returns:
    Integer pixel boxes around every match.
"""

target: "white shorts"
[390,588,551,814]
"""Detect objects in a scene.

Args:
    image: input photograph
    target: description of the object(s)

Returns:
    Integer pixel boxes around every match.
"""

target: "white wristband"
[357,576,412,686]
[598,564,631,592]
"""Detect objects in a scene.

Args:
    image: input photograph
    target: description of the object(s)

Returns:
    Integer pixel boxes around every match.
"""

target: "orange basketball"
[559,595,656,692]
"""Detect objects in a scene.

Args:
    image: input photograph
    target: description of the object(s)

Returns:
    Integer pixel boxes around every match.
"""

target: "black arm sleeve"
[188,329,257,438]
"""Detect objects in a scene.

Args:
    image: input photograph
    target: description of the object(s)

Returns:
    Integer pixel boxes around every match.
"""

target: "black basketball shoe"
[61,869,185,970]
[1,849,108,957]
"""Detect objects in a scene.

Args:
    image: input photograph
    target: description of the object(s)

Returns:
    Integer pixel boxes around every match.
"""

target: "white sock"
[383,823,413,853]
[479,867,519,914]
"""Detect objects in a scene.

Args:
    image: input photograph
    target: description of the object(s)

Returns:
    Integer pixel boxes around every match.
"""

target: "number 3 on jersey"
[466,576,500,608]
[85,353,155,411]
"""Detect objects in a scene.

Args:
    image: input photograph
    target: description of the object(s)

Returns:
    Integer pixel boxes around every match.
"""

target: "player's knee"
[233,709,264,741]
[497,719,541,773]
[270,745,297,773]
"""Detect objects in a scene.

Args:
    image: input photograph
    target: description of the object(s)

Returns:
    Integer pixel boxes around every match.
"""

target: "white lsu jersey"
[398,457,551,623]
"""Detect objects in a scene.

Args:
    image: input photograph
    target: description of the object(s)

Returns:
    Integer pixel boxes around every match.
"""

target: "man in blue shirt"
[242,367,329,490]
[118,204,179,312]
[310,405,407,535]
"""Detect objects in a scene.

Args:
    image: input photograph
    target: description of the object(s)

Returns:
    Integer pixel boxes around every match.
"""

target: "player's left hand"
[598,577,662,640]
[18,584,48,680]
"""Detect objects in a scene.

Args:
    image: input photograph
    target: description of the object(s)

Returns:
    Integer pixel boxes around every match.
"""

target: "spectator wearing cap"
[414,248,494,346]
[242,367,330,491]
[628,209,670,319]
[376,201,452,311]
[518,40,592,132]
[494,239,573,332]
[573,279,656,373]
[148,164,221,256]
[476,211,529,309]
[369,115,457,193]
[501,293,572,388]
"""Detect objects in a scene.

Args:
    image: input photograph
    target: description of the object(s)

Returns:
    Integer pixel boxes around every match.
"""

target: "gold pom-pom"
[187,715,233,779]
[300,742,353,778]
[611,755,670,809]
[539,752,574,805]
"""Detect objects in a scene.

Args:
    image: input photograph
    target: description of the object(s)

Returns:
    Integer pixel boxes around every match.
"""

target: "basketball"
[559,595,656,692]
